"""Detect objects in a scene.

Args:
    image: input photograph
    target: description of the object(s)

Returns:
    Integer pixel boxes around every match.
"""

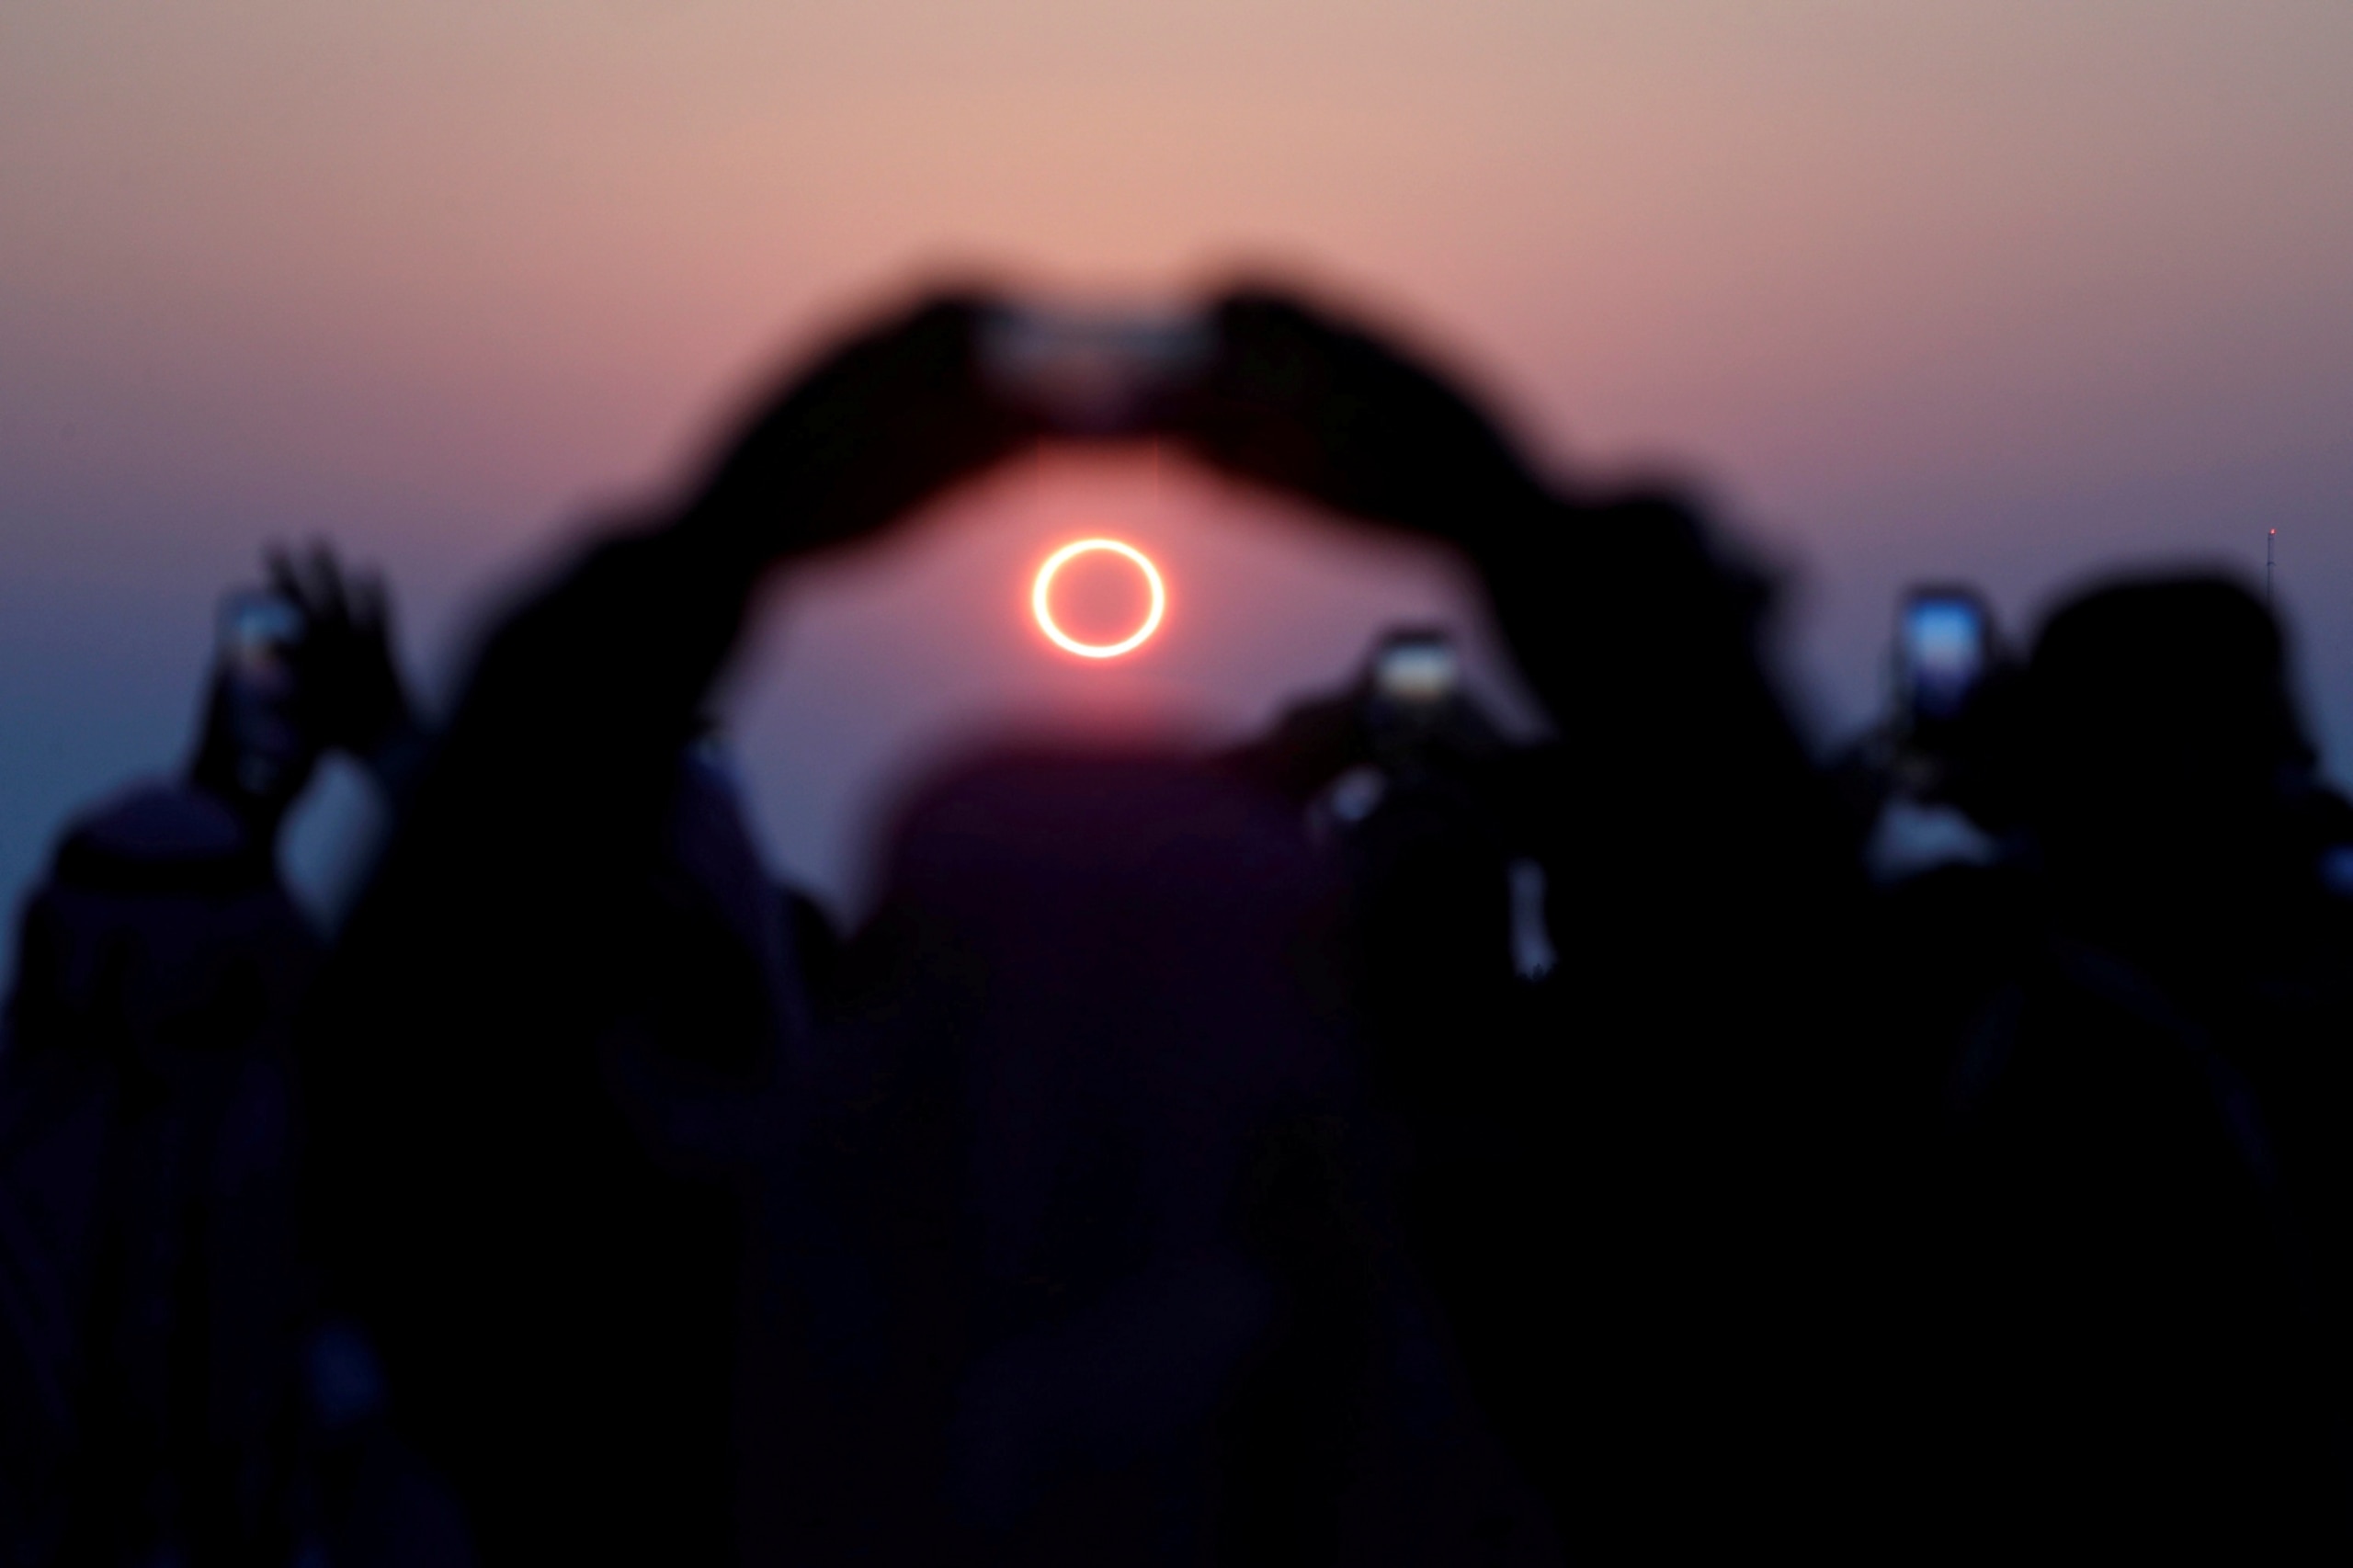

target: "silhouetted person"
[1186,295,1881,1552]
[1900,575,2353,1554]
[1225,631,1579,1506]
[293,301,1039,1567]
[733,749,1554,1564]
[295,284,1877,1562]
[0,547,420,1567]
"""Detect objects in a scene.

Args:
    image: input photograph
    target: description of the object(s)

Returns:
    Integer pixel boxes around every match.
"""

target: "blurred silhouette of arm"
[1220,687,1371,806]
[313,291,1043,1099]
[327,293,1037,1005]
[1177,288,1827,846]
[295,292,1041,1562]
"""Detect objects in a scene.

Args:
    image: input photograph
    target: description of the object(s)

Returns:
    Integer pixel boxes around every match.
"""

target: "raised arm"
[295,291,1038,1565]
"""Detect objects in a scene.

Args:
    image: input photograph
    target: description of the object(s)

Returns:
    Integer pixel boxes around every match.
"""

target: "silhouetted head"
[824,749,1358,1551]
[2019,574,2312,900]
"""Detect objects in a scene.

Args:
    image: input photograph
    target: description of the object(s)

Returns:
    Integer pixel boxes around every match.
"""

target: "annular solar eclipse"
[1031,539,1165,659]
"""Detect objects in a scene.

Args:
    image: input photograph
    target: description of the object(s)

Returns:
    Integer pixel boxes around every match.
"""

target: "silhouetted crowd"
[5,289,2351,1564]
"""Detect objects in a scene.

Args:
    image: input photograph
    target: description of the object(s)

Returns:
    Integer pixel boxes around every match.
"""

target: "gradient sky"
[6,1,2352,948]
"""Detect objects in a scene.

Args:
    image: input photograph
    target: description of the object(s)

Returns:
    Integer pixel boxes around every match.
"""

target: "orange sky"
[4,0,2350,918]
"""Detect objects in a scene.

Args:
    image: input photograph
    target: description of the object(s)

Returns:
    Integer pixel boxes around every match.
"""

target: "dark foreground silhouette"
[6,287,2352,1564]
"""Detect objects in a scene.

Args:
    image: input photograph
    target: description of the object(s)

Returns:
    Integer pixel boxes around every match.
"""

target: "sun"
[1031,539,1165,659]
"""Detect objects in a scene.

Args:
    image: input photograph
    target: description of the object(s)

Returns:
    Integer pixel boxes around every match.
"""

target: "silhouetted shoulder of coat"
[0,778,314,1568]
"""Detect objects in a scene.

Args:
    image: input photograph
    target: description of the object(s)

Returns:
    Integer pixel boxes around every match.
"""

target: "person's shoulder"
[51,780,266,894]
[69,779,244,858]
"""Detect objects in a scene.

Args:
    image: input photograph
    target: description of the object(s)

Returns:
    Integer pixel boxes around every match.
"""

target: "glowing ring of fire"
[1031,539,1165,659]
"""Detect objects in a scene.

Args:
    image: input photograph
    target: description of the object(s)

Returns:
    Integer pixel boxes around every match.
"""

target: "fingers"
[682,280,1552,574]
[348,570,391,638]
[687,290,1044,566]
[1176,286,1556,552]
[305,540,352,629]
[253,540,414,759]
[256,539,398,680]
[265,540,361,633]
[265,544,308,616]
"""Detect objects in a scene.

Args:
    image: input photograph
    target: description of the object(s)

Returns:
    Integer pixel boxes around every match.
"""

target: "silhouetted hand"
[1176,289,1562,559]
[1222,689,1373,806]
[267,542,416,762]
[681,292,1041,567]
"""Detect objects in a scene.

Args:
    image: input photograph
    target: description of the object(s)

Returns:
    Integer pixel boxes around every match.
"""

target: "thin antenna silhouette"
[2267,528,2277,608]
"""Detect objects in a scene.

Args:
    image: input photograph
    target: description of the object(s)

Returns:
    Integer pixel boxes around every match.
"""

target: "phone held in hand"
[1371,629,1461,709]
[219,590,307,695]
[979,304,1211,436]
[214,589,312,800]
[1899,587,1990,726]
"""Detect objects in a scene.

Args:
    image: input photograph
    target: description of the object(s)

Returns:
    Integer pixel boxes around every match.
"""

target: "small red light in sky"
[1031,539,1165,659]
